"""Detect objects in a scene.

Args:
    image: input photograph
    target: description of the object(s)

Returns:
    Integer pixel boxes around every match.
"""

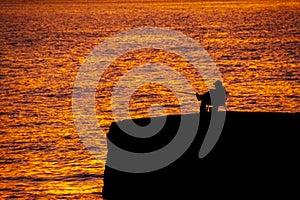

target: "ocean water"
[0,1,299,199]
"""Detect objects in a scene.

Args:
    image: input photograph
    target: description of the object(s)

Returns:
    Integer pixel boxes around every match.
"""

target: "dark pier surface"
[103,111,299,199]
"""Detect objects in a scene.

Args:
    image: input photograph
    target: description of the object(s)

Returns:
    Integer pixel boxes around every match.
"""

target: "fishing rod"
[175,91,197,96]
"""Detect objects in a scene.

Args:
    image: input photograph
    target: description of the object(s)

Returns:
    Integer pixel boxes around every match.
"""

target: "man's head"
[213,80,223,88]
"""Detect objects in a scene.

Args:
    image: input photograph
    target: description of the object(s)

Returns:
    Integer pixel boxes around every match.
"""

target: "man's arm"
[196,93,202,101]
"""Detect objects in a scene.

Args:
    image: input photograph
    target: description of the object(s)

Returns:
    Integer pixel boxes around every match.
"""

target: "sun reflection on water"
[0,1,299,199]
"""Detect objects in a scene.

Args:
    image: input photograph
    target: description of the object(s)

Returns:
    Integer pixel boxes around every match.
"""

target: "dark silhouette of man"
[196,80,227,113]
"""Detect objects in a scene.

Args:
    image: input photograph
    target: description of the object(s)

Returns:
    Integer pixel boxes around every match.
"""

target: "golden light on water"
[0,1,299,199]
[128,84,182,119]
[95,48,208,134]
